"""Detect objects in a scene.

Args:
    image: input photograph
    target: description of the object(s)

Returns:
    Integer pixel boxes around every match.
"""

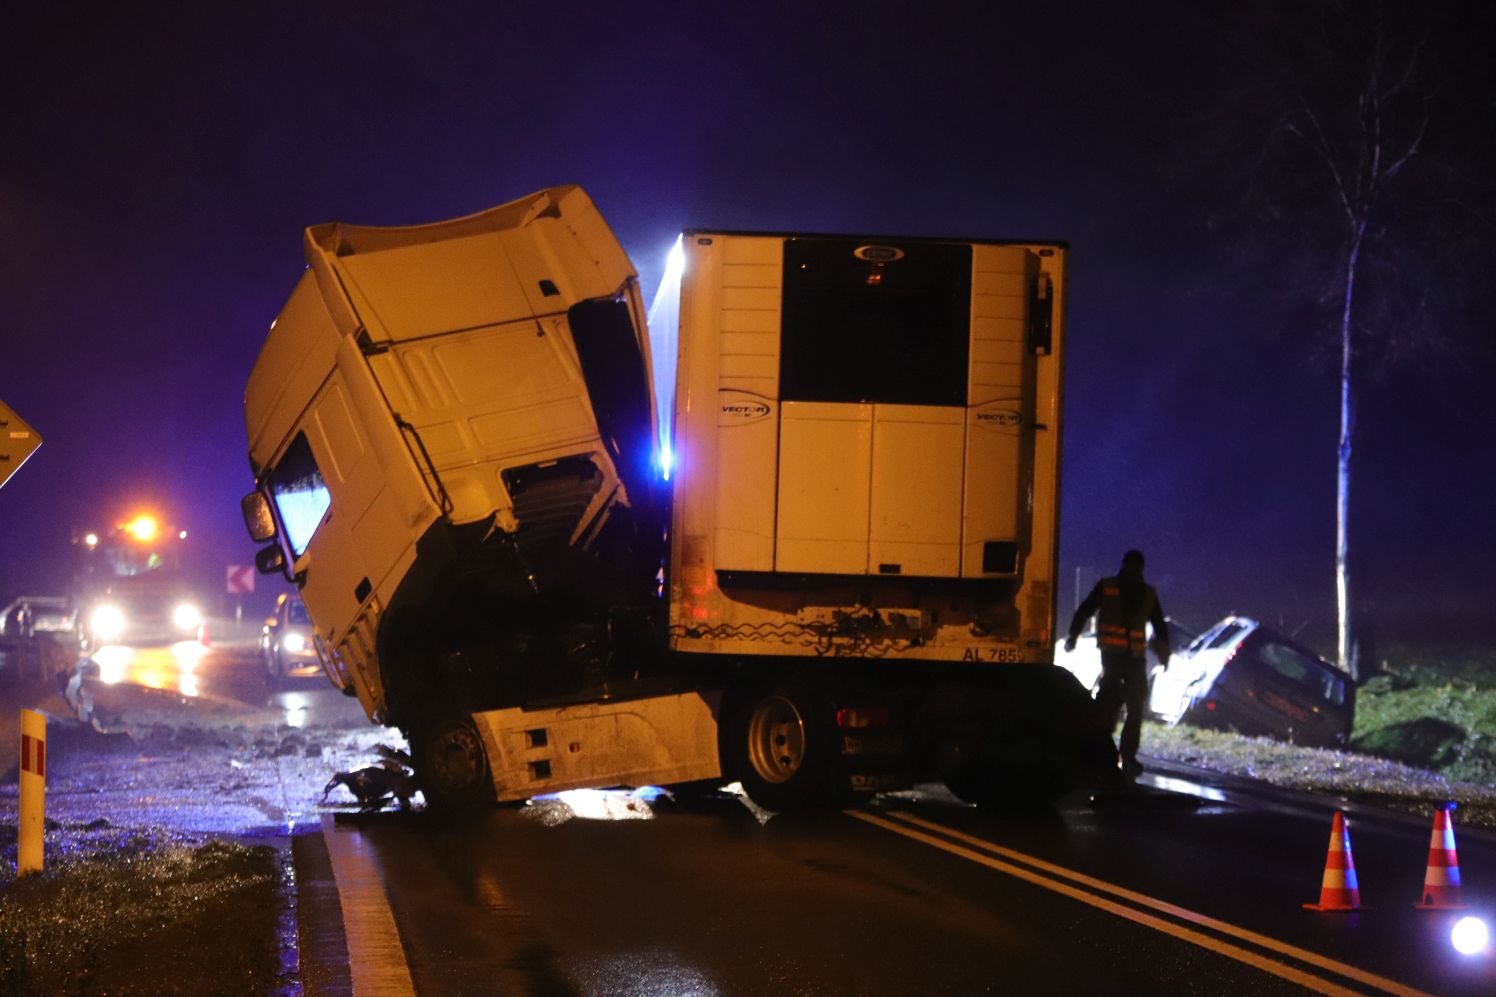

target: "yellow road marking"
[850,810,1433,997]
[321,815,417,996]
[885,811,1430,996]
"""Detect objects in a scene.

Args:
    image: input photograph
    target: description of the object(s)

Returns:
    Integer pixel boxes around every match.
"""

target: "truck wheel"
[941,735,1069,806]
[410,713,493,810]
[725,683,837,812]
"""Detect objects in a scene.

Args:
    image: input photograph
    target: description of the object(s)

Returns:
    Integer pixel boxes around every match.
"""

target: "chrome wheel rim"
[745,694,807,785]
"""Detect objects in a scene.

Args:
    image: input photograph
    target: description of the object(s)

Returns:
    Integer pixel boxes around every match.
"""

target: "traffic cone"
[1414,803,1469,910]
[1304,811,1363,911]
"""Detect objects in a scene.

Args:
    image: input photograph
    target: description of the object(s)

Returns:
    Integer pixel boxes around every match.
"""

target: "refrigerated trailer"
[240,186,1110,809]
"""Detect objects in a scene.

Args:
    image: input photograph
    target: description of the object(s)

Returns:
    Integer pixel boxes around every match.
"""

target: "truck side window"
[567,298,655,496]
[779,238,971,406]
[268,431,331,556]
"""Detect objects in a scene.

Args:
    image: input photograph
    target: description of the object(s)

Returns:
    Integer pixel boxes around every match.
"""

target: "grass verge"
[0,831,282,996]
[1143,640,1496,829]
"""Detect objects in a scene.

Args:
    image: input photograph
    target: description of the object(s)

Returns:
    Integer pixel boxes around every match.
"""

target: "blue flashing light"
[646,235,684,482]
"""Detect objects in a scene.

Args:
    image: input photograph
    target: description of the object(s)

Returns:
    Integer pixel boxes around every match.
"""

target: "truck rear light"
[836,707,891,729]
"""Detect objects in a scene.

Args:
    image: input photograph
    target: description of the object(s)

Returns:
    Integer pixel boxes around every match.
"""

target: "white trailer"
[241,187,1109,809]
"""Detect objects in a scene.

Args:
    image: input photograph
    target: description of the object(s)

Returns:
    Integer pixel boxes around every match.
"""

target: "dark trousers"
[1096,653,1149,765]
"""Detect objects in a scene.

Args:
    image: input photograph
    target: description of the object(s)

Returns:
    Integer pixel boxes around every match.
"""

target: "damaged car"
[1147,615,1356,747]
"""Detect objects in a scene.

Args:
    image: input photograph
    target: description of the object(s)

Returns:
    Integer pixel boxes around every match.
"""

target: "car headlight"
[282,632,306,654]
[91,604,126,641]
[172,603,202,631]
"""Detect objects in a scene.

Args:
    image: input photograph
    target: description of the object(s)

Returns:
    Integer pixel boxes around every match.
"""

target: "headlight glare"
[282,632,306,654]
[91,605,126,641]
[173,603,202,631]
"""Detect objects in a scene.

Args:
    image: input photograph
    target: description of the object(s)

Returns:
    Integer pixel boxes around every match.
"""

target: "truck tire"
[940,734,1074,806]
[927,666,1113,806]
[410,712,493,810]
[723,682,840,812]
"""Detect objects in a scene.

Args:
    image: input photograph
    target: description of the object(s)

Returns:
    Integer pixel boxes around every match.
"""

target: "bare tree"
[1170,0,1494,677]
[1275,12,1429,676]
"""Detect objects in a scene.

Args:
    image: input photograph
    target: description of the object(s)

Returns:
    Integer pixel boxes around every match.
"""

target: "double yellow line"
[849,809,1432,997]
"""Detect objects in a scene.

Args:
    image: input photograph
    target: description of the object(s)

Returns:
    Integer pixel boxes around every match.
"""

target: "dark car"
[260,593,321,687]
[1148,616,1356,748]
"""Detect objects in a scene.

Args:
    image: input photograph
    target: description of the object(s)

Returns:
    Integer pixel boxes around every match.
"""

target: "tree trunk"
[1336,225,1365,680]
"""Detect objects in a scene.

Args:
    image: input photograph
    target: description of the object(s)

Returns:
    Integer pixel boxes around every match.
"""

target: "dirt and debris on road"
[0,634,402,993]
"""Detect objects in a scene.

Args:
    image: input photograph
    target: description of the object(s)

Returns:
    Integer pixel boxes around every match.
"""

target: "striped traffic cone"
[1304,811,1363,911]
[1414,803,1469,910]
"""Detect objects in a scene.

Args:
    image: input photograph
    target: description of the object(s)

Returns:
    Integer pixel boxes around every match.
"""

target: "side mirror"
[241,491,277,543]
[254,544,287,576]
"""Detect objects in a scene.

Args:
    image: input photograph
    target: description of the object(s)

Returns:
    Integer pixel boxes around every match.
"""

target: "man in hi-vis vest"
[1065,550,1170,780]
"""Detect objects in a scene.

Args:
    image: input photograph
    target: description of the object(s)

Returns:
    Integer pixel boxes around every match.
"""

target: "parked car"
[1,596,80,643]
[260,593,321,687]
[1148,616,1355,748]
[1053,618,1194,717]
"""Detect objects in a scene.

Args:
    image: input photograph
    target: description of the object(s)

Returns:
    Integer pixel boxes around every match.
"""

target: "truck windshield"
[267,432,331,556]
[101,542,173,577]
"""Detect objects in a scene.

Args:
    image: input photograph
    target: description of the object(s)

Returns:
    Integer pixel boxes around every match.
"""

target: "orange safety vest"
[1096,578,1157,658]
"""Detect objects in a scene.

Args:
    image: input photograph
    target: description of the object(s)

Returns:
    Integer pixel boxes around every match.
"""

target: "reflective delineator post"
[19,709,46,875]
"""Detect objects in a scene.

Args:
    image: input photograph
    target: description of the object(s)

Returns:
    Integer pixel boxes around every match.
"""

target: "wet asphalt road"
[317,775,1496,997]
[16,629,1496,995]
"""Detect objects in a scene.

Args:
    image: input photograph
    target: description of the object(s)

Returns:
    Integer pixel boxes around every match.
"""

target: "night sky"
[4,2,1492,650]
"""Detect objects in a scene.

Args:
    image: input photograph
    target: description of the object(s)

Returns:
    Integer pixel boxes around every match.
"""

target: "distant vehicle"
[1053,618,1194,713]
[260,593,321,687]
[0,596,80,642]
[1148,616,1355,748]
[75,512,208,649]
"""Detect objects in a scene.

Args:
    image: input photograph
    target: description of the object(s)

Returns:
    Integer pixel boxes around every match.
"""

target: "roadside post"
[19,709,46,875]
[227,563,255,625]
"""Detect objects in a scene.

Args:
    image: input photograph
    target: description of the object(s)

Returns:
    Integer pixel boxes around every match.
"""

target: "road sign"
[227,564,256,594]
[0,399,43,491]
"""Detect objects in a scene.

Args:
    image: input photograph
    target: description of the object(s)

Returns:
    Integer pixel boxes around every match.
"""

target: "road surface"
[9,628,1495,995]
[300,769,1496,996]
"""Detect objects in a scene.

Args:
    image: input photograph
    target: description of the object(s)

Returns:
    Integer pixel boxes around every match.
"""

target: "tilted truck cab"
[243,187,663,727]
[242,187,1111,809]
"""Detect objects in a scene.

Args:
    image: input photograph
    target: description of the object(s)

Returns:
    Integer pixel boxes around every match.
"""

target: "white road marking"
[321,814,417,996]
[850,809,1434,997]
